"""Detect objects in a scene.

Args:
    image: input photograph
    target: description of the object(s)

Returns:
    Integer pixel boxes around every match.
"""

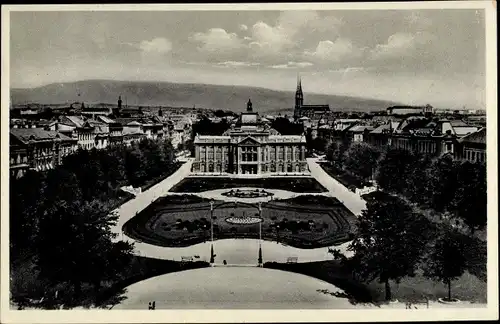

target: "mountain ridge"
[11,79,403,114]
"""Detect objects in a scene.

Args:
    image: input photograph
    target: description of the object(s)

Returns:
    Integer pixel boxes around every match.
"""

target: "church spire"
[295,74,303,110]
[296,73,302,93]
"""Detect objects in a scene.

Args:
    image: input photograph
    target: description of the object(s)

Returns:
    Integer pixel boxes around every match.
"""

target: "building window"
[471,151,476,162]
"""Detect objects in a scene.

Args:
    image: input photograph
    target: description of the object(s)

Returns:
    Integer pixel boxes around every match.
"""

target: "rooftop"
[459,128,486,144]
[10,128,74,144]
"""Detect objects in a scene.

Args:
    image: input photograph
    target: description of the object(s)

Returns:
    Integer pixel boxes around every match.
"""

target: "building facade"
[193,100,308,176]
[10,128,77,178]
[456,128,486,163]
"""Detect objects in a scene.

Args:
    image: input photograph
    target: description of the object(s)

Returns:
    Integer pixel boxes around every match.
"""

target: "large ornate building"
[293,76,330,119]
[193,100,308,175]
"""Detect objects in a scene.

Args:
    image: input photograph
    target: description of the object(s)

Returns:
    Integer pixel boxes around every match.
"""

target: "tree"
[375,148,417,193]
[271,117,303,135]
[423,228,467,301]
[9,170,47,258]
[343,142,381,181]
[214,109,225,118]
[35,199,134,299]
[449,161,487,232]
[325,140,347,167]
[403,153,433,205]
[346,195,432,301]
[427,154,461,212]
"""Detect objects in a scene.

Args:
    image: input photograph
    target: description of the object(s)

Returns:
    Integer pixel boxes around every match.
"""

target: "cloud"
[405,12,433,30]
[270,61,314,69]
[369,32,434,60]
[215,61,260,68]
[305,38,364,63]
[190,28,244,53]
[239,24,248,31]
[250,21,291,55]
[139,37,172,54]
[248,11,343,58]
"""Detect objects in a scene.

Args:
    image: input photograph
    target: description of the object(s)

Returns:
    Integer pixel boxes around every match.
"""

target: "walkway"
[111,159,193,244]
[307,158,367,216]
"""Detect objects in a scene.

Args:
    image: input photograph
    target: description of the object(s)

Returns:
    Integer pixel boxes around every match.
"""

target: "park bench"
[286,257,298,264]
[181,256,194,262]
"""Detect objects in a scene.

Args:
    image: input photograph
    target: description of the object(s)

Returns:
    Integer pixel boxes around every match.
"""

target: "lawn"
[318,162,370,191]
[168,177,328,193]
[265,261,487,305]
[123,195,356,248]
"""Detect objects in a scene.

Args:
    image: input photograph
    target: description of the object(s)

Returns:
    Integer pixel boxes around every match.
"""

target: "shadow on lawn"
[11,256,210,310]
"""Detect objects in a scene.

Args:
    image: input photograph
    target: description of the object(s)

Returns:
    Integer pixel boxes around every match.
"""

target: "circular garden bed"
[221,188,274,199]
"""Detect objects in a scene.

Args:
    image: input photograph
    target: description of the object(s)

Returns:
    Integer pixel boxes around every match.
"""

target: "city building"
[346,125,375,142]
[293,76,330,119]
[386,105,433,116]
[10,128,77,178]
[384,117,480,157]
[456,128,486,163]
[193,99,308,175]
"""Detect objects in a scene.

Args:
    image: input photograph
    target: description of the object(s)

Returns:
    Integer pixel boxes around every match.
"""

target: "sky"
[10,9,486,109]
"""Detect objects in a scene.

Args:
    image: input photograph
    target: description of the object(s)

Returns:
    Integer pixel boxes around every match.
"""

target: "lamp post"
[209,200,215,264]
[258,202,262,267]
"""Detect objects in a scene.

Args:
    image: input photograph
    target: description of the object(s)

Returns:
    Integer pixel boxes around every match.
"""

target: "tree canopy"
[346,195,433,301]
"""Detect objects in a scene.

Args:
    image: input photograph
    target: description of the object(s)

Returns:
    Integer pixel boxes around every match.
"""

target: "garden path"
[307,158,367,216]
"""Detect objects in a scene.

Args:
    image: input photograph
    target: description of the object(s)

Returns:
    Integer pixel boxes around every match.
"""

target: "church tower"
[294,75,304,118]
[118,95,122,110]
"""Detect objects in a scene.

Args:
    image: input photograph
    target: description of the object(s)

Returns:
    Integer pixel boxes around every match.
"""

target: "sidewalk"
[307,158,367,216]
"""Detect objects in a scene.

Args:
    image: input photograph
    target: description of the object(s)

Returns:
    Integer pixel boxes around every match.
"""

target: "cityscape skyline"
[10,9,486,109]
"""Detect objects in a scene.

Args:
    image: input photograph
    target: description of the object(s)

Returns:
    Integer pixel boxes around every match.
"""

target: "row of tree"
[325,141,487,232]
[10,138,178,303]
[331,194,469,302]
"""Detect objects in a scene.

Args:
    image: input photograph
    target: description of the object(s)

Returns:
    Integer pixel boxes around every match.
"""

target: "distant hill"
[10,80,401,114]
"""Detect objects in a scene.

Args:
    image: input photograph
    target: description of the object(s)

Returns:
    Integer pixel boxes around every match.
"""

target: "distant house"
[386,105,433,116]
[97,116,124,146]
[456,128,486,163]
[10,128,77,178]
[333,119,360,131]
[366,121,399,147]
[119,106,144,118]
[80,104,113,118]
[346,125,375,142]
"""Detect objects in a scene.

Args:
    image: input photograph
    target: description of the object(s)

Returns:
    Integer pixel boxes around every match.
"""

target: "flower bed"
[221,189,274,199]
[225,216,263,225]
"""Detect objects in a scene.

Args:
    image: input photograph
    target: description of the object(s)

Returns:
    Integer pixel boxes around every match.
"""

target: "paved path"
[307,158,366,216]
[111,159,194,248]
[112,267,355,309]
[111,267,486,310]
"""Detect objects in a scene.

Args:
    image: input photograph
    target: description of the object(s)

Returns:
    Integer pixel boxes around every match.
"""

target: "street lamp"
[209,200,215,264]
[257,202,262,267]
